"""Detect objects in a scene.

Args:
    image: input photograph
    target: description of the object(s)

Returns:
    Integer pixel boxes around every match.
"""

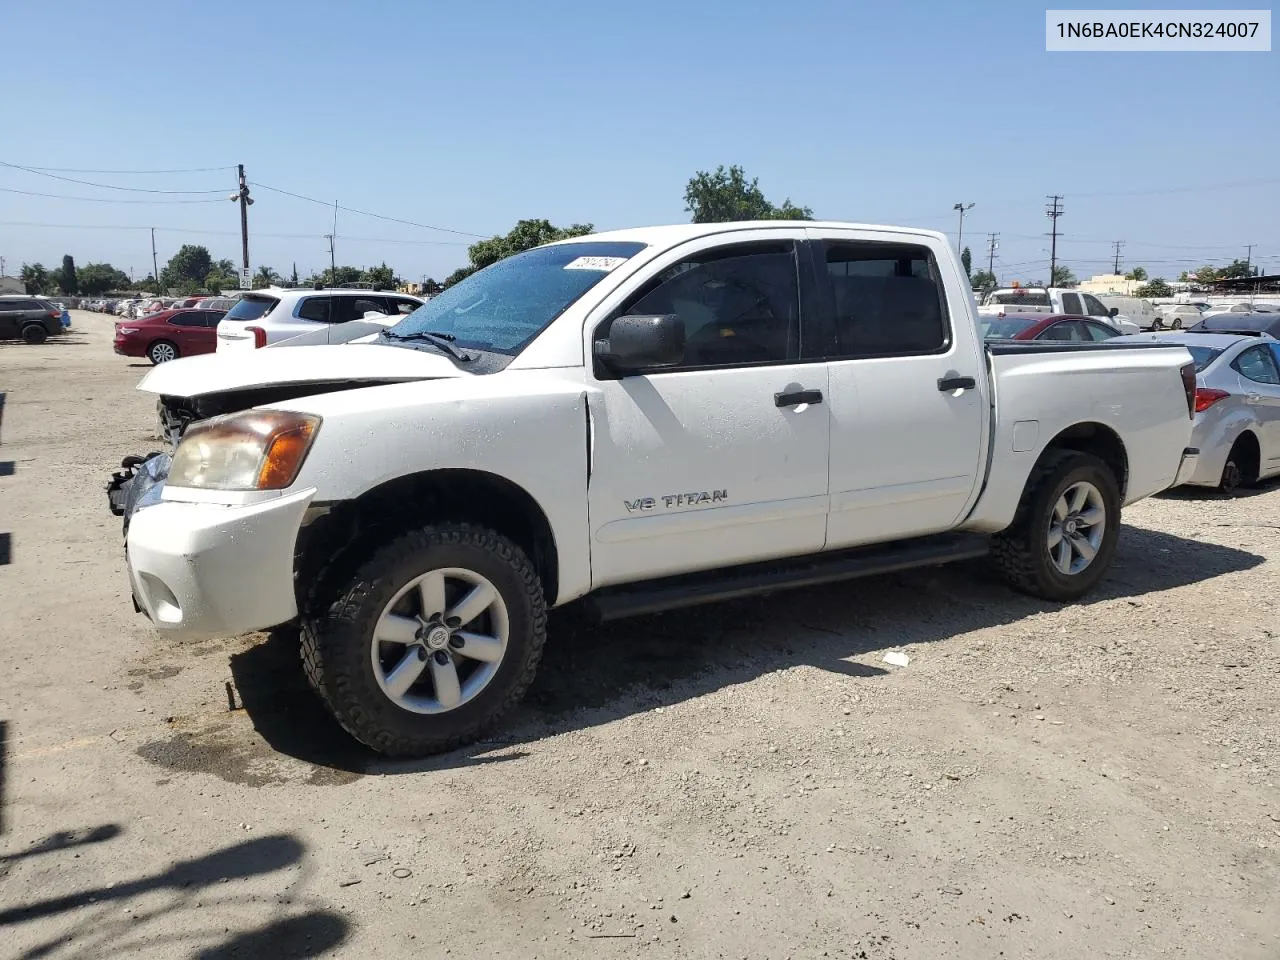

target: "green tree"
[316,266,364,286]
[1190,265,1221,285]
[56,255,79,294]
[443,219,595,288]
[1051,264,1076,287]
[77,262,131,295]
[1134,279,1173,298]
[253,265,280,288]
[1125,266,1148,281]
[683,164,814,223]
[961,246,972,278]
[160,245,214,291]
[1218,258,1256,280]
[290,262,299,286]
[362,262,398,290]
[423,277,442,295]
[969,268,997,293]
[137,275,161,294]
[20,262,50,295]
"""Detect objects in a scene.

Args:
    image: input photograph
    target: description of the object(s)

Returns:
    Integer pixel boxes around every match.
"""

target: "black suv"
[0,296,64,344]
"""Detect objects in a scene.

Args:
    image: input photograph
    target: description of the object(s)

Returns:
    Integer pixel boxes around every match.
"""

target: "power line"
[0,220,469,244]
[0,187,226,204]
[0,160,227,194]
[4,164,236,174]
[250,181,487,238]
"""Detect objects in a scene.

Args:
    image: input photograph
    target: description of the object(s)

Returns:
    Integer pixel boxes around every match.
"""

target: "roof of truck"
[549,221,950,249]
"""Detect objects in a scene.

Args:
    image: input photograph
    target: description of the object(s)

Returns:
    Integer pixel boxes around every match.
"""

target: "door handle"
[775,389,823,407]
[937,376,976,392]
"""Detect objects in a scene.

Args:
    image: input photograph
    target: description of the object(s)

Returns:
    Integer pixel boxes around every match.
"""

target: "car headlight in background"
[169,411,321,491]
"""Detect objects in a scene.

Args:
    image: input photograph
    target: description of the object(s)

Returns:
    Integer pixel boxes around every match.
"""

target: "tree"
[1134,279,1173,298]
[290,262,299,286]
[1190,264,1221,285]
[315,265,364,286]
[77,262,131,295]
[137,275,161,294]
[1125,266,1148,281]
[1219,258,1256,280]
[160,245,214,291]
[56,255,79,294]
[961,246,972,278]
[422,277,443,295]
[253,265,280,289]
[969,269,997,293]
[1051,264,1076,287]
[443,219,596,288]
[683,164,814,223]
[362,262,398,290]
[20,262,50,295]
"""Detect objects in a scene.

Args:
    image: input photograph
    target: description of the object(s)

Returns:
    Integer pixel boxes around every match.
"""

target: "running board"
[584,532,991,623]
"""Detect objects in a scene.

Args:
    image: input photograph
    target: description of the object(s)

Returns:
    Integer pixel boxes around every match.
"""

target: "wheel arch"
[1038,421,1128,500]
[1227,429,1261,483]
[296,468,561,616]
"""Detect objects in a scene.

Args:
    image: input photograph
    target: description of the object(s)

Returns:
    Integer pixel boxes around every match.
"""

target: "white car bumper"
[1172,447,1202,487]
[126,488,316,642]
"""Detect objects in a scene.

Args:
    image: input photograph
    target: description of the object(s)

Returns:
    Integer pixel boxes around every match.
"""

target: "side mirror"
[594,314,685,371]
[1109,307,1119,317]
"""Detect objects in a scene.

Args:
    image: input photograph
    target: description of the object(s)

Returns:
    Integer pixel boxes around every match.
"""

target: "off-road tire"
[992,450,1121,602]
[300,523,547,756]
[21,323,48,345]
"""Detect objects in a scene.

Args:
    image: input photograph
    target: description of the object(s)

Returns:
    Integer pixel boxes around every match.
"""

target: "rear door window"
[1234,345,1280,385]
[823,241,950,357]
[1060,292,1083,314]
[1043,321,1085,341]
[296,297,332,323]
[167,312,205,327]
[223,296,278,322]
[1083,321,1118,341]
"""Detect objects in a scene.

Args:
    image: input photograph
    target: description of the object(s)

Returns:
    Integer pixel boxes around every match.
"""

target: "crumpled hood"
[137,342,467,398]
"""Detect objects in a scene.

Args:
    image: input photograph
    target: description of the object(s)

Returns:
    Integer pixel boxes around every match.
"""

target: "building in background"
[0,277,24,295]
[1078,273,1141,296]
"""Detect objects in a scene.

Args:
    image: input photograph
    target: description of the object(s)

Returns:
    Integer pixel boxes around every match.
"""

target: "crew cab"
[107,221,1200,757]
[979,287,1141,334]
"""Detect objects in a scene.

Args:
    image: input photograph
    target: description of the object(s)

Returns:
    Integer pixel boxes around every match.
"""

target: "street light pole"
[953,202,975,254]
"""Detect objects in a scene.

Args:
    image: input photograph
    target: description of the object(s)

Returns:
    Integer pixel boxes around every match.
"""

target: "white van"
[1098,296,1159,331]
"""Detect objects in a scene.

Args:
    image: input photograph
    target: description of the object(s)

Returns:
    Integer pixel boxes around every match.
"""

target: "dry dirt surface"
[1,311,1277,959]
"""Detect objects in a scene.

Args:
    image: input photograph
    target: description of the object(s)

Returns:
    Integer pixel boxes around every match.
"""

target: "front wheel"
[301,523,547,756]
[992,451,1121,602]
[1170,318,1183,330]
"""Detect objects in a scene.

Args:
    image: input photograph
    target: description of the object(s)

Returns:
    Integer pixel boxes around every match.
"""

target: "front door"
[586,232,831,589]
[810,229,988,548]
[1237,342,1280,474]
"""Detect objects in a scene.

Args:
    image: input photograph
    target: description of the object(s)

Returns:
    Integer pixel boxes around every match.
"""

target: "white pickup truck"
[979,287,1141,334]
[107,221,1201,756]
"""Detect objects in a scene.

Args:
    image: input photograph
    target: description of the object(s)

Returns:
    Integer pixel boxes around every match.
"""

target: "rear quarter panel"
[962,345,1193,533]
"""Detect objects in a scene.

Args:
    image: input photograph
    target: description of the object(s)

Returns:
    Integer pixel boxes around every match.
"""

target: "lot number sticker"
[563,256,627,271]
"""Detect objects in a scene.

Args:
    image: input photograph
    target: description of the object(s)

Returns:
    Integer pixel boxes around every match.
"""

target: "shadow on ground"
[1155,474,1280,502]
[0,827,348,959]
[0,337,93,349]
[227,523,1263,776]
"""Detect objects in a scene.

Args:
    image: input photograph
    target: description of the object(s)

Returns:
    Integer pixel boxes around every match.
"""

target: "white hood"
[138,342,467,398]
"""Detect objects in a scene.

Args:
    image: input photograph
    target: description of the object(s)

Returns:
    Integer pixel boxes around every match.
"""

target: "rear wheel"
[301,523,547,756]
[1219,434,1259,494]
[148,340,178,364]
[21,323,48,345]
[1171,317,1183,330]
[993,451,1121,602]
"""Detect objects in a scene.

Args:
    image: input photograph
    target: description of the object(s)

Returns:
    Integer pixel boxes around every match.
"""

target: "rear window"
[981,317,1037,339]
[223,296,278,322]
[990,291,1051,307]
[1187,346,1224,371]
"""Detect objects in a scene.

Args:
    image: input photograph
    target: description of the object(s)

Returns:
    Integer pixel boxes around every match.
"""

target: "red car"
[981,312,1121,343]
[114,308,226,364]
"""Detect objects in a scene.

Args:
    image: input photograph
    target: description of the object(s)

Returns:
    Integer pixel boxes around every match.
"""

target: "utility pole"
[1245,244,1254,273]
[1046,195,1064,286]
[150,227,159,286]
[1112,240,1124,275]
[324,233,337,285]
[986,233,999,274]
[234,164,252,286]
[0,256,6,278]
[953,202,975,253]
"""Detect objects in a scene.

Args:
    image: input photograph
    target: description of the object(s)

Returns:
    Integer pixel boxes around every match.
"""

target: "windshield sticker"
[563,256,627,272]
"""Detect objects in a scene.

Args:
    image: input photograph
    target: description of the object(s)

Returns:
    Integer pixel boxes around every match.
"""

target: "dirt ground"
[0,310,1277,959]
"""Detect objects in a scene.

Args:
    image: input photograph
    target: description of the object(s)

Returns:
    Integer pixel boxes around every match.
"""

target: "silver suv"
[215,287,423,351]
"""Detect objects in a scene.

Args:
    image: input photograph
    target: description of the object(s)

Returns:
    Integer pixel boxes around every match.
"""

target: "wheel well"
[296,469,560,615]
[1042,422,1128,497]
[1228,430,1261,482]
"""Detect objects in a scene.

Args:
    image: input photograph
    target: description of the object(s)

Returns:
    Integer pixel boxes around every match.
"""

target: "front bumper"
[125,488,316,642]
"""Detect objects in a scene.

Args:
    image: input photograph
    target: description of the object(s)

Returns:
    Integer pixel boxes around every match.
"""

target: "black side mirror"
[1109,307,1119,317]
[595,314,685,371]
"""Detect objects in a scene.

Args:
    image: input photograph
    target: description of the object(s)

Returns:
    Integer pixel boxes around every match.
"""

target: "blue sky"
[1,0,1276,284]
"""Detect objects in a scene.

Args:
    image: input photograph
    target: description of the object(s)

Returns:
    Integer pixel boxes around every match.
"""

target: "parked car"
[114,308,226,363]
[0,295,66,343]
[1202,302,1278,320]
[1153,303,1204,330]
[1110,331,1280,492]
[980,287,1139,334]
[981,313,1122,342]
[1097,296,1159,332]
[214,288,422,350]
[1188,313,1280,339]
[194,297,237,311]
[106,220,1201,757]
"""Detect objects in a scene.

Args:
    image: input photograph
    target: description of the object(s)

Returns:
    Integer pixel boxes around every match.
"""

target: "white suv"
[215,287,423,351]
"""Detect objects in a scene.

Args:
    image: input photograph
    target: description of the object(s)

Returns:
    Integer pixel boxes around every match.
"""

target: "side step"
[584,532,991,622]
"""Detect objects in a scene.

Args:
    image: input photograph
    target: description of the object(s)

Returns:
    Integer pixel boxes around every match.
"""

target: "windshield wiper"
[380,329,476,362]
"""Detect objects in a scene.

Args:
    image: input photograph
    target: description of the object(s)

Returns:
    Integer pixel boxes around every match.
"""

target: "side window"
[390,297,419,315]
[1084,321,1118,341]
[341,298,386,323]
[296,297,332,323]
[824,241,949,357]
[1043,321,1084,341]
[1082,295,1109,317]
[1060,292,1083,314]
[612,242,800,369]
[167,312,204,327]
[1234,345,1280,385]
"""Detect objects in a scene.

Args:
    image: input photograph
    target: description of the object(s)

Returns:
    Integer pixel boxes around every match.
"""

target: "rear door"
[811,229,987,548]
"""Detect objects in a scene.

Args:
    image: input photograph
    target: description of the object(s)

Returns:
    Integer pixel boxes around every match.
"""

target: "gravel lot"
[1,311,1277,959]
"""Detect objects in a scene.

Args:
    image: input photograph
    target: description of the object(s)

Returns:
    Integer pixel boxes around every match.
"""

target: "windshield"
[387,241,647,355]
[223,296,278,322]
[989,291,1050,307]
[981,317,1037,339]
[1186,346,1224,371]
